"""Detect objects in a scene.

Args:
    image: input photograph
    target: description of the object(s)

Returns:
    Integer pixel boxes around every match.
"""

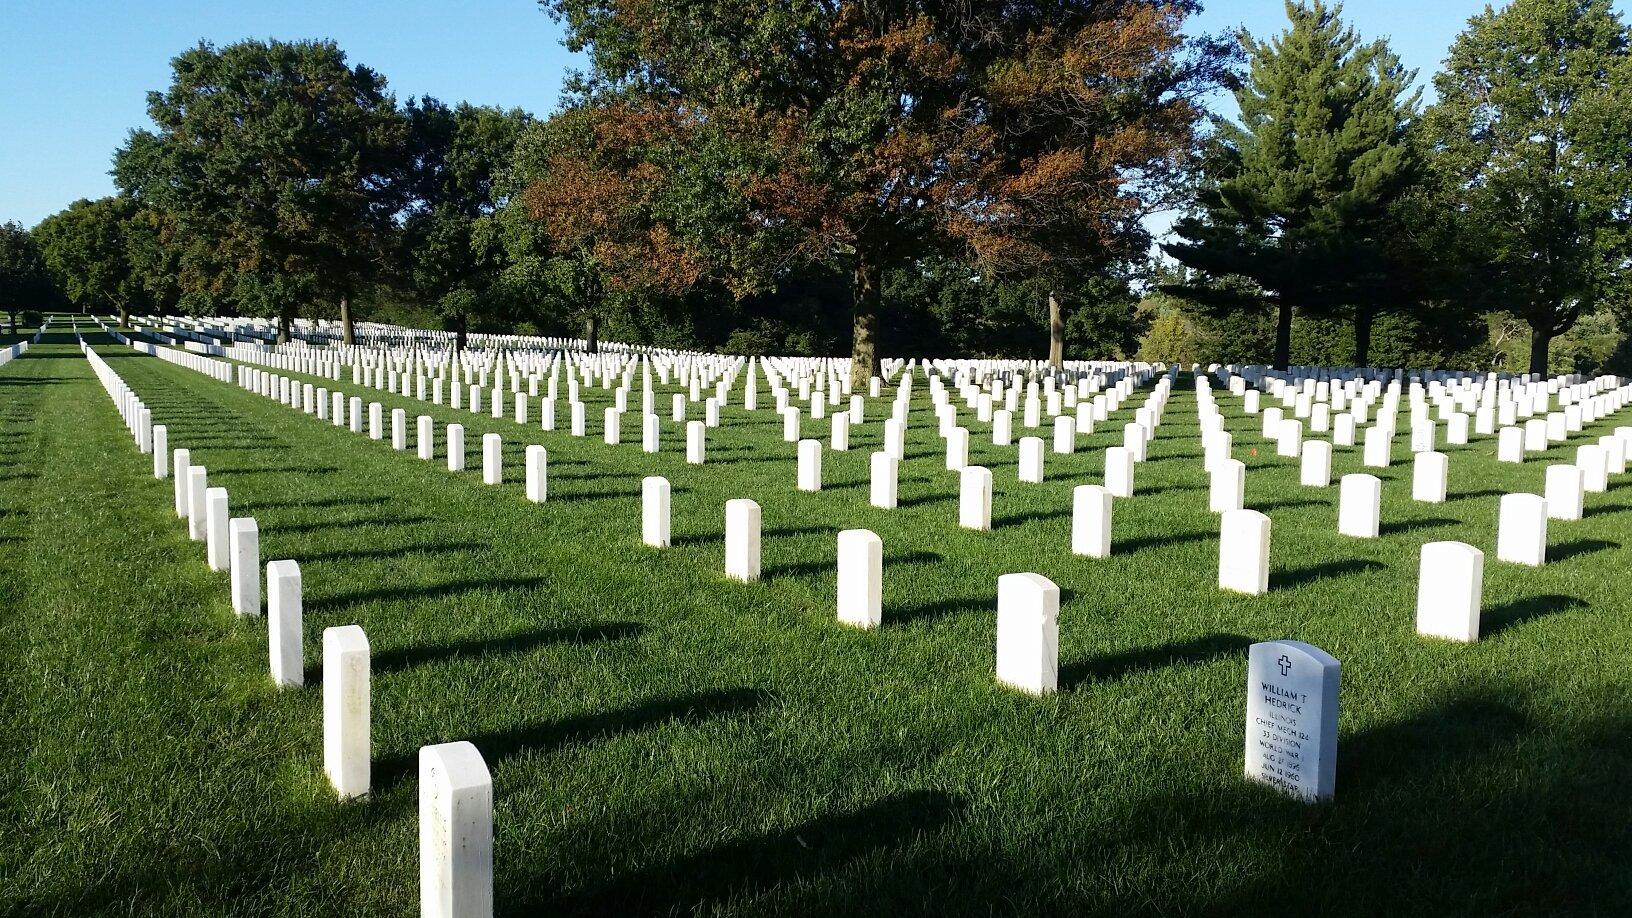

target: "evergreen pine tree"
[1166,1,1420,369]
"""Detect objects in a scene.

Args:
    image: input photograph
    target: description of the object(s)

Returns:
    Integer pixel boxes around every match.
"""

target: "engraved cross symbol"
[1276,654,1293,676]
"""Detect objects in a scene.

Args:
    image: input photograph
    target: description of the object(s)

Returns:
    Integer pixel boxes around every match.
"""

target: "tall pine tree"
[1166,1,1420,369]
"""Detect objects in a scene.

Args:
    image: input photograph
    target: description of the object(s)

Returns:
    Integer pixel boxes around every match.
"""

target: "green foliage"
[31,197,144,323]
[1166,1,1424,368]
[538,0,1228,380]
[0,222,57,327]
[880,258,1140,360]
[1136,305,1202,365]
[113,39,408,335]
[1423,0,1632,374]
[398,99,533,343]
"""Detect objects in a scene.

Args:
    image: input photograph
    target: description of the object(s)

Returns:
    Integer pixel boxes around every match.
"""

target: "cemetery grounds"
[3,316,1632,915]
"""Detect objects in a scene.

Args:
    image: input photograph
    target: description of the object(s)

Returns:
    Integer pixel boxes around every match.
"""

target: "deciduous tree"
[535,0,1229,384]
[1424,0,1632,375]
[113,39,407,342]
[33,197,145,326]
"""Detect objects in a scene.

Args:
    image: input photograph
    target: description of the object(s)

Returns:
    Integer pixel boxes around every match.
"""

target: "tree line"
[2,0,1629,377]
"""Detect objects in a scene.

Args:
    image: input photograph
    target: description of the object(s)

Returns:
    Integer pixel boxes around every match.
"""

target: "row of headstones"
[1223,367,1627,456]
[199,309,1152,384]
[1197,370,1632,517]
[0,340,30,369]
[188,333,1586,639]
[221,335,1623,634]
[645,481,1390,807]
[88,338,497,918]
[140,329,1485,817]
[220,338,1628,591]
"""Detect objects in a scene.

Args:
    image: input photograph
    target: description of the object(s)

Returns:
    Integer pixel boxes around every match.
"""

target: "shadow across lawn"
[888,594,989,626]
[1273,558,1385,590]
[1548,539,1620,563]
[295,541,488,564]
[1115,530,1214,555]
[238,494,392,513]
[307,574,549,614]
[374,687,771,787]
[1061,633,1252,689]
[1482,593,1587,637]
[764,550,942,581]
[368,621,646,674]
[539,789,965,916]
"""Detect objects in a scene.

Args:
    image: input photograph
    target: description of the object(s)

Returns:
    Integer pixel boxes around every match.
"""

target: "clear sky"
[2,0,1626,229]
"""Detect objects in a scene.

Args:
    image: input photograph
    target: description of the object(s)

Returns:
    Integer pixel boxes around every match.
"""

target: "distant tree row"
[8,0,1630,375]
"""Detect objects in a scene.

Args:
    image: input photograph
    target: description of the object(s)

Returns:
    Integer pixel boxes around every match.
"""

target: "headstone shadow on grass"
[1060,633,1253,688]
[1273,558,1385,590]
[372,686,771,788]
[1481,593,1587,637]
[543,788,965,915]
[1546,539,1620,563]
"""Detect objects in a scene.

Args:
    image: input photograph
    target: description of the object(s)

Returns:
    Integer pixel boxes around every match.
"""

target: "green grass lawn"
[5,321,1632,916]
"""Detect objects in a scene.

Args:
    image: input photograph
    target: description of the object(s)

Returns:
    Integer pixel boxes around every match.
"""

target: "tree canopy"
[533,0,1230,383]
[113,39,408,342]
[0,222,53,332]
[1166,0,1422,370]
[1424,0,1632,374]
[32,197,144,325]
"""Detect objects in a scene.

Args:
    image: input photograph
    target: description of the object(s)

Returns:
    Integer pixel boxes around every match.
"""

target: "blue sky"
[1,0,1625,228]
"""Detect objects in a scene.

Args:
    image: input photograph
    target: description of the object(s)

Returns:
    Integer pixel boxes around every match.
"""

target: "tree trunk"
[1047,290,1065,369]
[1353,306,1373,368]
[340,295,355,345]
[584,315,600,354]
[850,255,882,389]
[454,312,468,352]
[8,309,16,334]
[1273,301,1293,371]
[117,302,130,329]
[1528,327,1552,377]
[277,308,292,344]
